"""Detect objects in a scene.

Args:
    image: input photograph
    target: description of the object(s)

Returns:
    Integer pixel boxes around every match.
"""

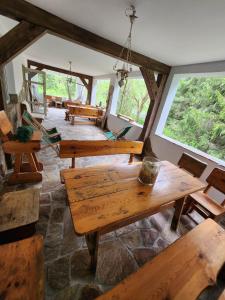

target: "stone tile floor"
[1,108,225,300]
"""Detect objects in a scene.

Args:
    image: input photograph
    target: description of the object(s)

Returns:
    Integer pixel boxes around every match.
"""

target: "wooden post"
[101,84,114,130]
[139,68,168,156]
[87,77,93,105]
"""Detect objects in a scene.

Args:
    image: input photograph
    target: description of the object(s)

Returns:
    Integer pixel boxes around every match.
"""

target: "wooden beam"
[0,78,4,110]
[86,78,93,105]
[0,0,171,74]
[27,60,92,81]
[101,84,115,130]
[0,21,45,66]
[139,68,168,147]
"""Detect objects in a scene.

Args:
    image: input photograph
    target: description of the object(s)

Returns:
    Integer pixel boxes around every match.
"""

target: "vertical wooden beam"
[101,84,115,130]
[0,78,4,110]
[86,77,93,105]
[139,68,168,155]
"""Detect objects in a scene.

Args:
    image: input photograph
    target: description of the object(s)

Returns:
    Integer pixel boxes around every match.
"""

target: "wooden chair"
[97,219,225,300]
[104,126,132,140]
[0,110,43,184]
[178,152,207,178]
[185,167,225,221]
[59,140,143,168]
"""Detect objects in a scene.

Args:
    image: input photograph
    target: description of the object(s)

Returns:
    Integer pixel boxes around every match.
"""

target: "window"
[116,78,150,126]
[163,76,225,161]
[95,79,110,108]
[45,71,77,99]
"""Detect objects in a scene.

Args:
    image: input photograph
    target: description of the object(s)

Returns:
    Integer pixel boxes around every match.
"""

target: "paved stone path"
[1,108,225,300]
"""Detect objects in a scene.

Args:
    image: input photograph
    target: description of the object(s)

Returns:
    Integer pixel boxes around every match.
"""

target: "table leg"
[171,197,185,231]
[85,232,99,272]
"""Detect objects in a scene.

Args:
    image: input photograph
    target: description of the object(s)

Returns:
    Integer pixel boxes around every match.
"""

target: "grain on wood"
[97,219,225,300]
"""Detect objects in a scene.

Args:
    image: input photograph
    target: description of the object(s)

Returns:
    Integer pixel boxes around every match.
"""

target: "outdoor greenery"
[44,71,77,99]
[116,78,150,125]
[96,80,110,108]
[163,77,225,161]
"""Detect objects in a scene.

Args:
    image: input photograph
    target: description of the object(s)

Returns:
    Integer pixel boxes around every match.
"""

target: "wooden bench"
[68,105,104,125]
[0,235,44,300]
[0,110,43,184]
[59,140,143,168]
[0,188,40,244]
[97,219,225,300]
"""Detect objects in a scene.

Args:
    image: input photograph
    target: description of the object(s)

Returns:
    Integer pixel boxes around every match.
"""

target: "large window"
[95,79,110,108]
[116,78,150,126]
[163,76,225,161]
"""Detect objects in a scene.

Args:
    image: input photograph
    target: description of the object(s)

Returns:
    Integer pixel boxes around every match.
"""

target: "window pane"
[116,78,150,125]
[163,77,225,161]
[96,80,110,108]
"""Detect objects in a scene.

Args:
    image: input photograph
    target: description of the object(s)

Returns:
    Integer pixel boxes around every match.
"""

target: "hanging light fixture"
[67,61,74,84]
[113,5,138,88]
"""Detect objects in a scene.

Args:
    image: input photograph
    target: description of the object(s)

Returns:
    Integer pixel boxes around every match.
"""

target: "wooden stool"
[0,188,40,244]
[0,235,44,300]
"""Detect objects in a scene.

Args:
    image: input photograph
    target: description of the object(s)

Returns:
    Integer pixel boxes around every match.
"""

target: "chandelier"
[113,5,138,88]
[67,61,75,84]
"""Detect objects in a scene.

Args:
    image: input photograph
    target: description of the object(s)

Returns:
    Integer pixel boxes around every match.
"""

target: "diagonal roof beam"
[0,21,45,65]
[0,0,171,74]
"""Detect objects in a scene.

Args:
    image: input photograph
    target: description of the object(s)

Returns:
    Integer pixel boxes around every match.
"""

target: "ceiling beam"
[27,60,92,80]
[0,0,171,74]
[0,21,45,66]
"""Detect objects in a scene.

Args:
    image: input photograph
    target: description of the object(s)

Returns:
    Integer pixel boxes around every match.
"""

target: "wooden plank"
[0,110,13,136]
[0,188,40,232]
[28,60,92,81]
[206,168,225,194]
[59,140,143,158]
[64,161,206,235]
[0,21,45,66]
[0,235,44,300]
[97,219,225,300]
[0,0,170,74]
[68,106,102,117]
[2,141,40,154]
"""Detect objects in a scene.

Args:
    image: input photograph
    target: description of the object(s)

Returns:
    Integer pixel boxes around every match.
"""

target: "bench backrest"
[206,167,225,194]
[0,110,13,141]
[68,106,103,117]
[178,152,207,178]
[59,140,143,167]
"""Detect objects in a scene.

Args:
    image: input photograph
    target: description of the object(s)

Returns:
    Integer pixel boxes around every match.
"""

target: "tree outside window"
[95,80,110,108]
[163,77,225,161]
[116,78,150,126]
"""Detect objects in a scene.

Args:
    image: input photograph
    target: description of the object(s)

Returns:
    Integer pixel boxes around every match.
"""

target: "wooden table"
[62,161,206,270]
[0,188,40,244]
[0,235,44,300]
[97,219,225,300]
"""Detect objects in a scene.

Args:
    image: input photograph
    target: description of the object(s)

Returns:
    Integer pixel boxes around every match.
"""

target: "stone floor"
[1,108,225,300]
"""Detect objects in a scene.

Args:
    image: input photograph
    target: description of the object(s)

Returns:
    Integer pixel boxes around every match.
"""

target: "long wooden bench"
[97,219,225,300]
[0,235,44,300]
[68,105,104,125]
[59,140,143,168]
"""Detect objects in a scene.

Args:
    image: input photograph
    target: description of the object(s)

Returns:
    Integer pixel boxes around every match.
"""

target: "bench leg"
[85,232,99,272]
[171,197,185,231]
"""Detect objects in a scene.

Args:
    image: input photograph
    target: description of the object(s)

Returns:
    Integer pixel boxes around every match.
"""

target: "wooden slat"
[63,161,206,235]
[2,141,40,154]
[206,168,225,194]
[59,140,143,158]
[0,110,13,136]
[0,21,45,65]
[0,235,44,300]
[0,188,40,232]
[97,219,225,300]
[178,152,207,178]
[68,106,102,117]
[0,0,170,74]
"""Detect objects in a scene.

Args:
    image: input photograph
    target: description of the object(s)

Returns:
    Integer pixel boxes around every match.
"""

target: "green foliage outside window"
[163,77,225,161]
[116,78,150,125]
[96,80,110,108]
[43,72,77,99]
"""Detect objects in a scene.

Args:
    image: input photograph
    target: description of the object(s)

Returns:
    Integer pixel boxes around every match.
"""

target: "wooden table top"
[0,235,44,300]
[0,188,40,232]
[97,219,225,300]
[63,161,206,235]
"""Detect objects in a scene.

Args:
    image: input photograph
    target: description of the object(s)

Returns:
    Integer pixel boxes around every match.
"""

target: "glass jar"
[138,156,161,185]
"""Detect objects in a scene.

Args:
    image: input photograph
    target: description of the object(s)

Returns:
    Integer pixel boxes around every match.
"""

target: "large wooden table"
[97,219,225,300]
[62,161,206,270]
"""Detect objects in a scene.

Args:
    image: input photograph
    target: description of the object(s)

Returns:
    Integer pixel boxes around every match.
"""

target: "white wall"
[151,60,225,203]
